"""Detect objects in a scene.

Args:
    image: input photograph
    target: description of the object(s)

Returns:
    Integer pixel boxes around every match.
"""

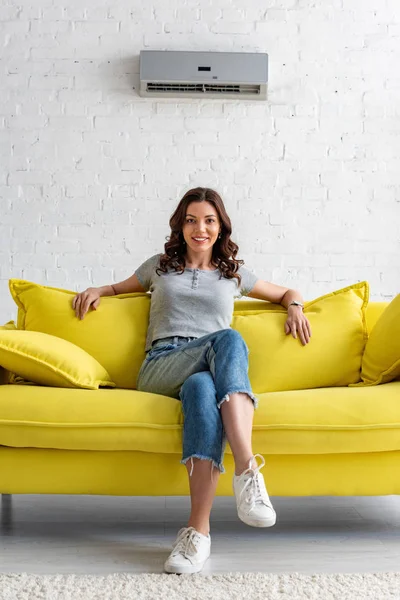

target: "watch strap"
[288,301,304,308]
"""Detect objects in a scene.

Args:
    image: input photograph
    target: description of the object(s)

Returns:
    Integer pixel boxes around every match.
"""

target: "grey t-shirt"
[135,253,259,352]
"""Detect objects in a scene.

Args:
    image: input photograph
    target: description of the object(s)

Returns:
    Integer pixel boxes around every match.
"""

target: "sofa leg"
[1,494,12,532]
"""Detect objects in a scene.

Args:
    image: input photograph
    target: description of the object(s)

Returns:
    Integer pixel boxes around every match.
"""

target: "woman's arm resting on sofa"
[247,279,290,304]
[72,274,147,320]
[281,289,311,346]
[107,273,147,295]
[247,280,311,346]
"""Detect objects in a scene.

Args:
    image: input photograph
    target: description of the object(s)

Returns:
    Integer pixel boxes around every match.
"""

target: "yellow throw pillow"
[0,330,115,389]
[231,281,369,394]
[350,293,400,387]
[9,279,150,389]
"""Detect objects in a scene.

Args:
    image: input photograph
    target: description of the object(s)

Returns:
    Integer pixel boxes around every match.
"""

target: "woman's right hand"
[72,287,101,320]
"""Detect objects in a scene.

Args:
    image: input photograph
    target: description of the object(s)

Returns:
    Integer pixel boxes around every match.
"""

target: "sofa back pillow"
[350,293,400,387]
[9,280,150,389]
[231,281,369,394]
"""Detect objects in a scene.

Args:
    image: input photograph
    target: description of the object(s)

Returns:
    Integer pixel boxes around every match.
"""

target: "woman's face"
[182,201,221,252]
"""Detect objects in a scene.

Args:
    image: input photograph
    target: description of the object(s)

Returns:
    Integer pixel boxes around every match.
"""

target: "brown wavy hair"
[155,187,244,289]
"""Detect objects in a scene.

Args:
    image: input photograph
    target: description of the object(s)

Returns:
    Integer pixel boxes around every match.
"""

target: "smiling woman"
[71,186,312,575]
[182,205,221,264]
[156,186,246,283]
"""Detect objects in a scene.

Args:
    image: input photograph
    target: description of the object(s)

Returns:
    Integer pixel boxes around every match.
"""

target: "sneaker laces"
[238,454,272,512]
[171,527,203,559]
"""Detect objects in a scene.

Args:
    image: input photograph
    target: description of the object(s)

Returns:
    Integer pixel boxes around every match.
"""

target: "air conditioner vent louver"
[140,51,268,100]
[146,83,261,96]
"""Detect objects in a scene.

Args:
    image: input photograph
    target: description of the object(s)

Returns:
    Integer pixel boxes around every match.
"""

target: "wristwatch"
[288,300,304,309]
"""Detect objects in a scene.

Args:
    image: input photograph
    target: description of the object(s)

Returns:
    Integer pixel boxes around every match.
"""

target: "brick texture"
[1,0,399,322]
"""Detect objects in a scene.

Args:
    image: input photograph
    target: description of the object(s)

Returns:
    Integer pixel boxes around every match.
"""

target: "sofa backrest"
[233,299,388,336]
[0,291,390,390]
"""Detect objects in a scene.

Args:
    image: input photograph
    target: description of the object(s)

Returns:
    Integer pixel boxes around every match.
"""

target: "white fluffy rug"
[1,572,400,600]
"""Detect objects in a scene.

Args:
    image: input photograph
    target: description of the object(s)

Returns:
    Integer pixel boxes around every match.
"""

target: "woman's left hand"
[284,307,312,346]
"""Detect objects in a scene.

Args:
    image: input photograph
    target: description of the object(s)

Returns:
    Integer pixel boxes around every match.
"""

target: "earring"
[218,233,221,238]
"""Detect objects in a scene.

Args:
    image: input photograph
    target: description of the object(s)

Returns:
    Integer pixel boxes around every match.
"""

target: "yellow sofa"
[1,280,399,499]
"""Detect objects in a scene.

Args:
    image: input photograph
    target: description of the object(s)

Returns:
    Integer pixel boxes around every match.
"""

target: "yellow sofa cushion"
[0,381,399,455]
[232,282,369,393]
[351,293,400,387]
[9,279,150,389]
[364,302,389,335]
[0,330,115,389]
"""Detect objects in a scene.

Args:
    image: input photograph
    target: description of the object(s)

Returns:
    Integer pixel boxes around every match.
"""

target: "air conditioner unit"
[139,50,268,100]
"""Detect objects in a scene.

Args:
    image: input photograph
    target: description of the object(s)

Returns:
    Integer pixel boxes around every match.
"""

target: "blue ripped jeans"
[135,328,259,480]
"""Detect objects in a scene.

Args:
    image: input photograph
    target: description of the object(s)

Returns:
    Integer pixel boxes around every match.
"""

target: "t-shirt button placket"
[192,269,199,290]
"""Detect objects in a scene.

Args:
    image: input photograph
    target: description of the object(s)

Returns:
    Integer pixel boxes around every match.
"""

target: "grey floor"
[0,494,399,575]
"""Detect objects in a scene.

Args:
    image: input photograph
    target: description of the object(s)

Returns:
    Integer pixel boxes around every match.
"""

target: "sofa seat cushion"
[0,382,400,455]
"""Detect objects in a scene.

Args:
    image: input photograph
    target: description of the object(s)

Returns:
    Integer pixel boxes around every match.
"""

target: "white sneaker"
[164,526,211,574]
[233,453,277,528]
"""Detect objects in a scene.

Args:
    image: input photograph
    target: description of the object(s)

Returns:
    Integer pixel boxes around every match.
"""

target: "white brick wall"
[1,0,400,324]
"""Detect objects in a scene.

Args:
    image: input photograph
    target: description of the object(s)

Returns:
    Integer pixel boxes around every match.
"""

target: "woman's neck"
[184,253,215,270]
